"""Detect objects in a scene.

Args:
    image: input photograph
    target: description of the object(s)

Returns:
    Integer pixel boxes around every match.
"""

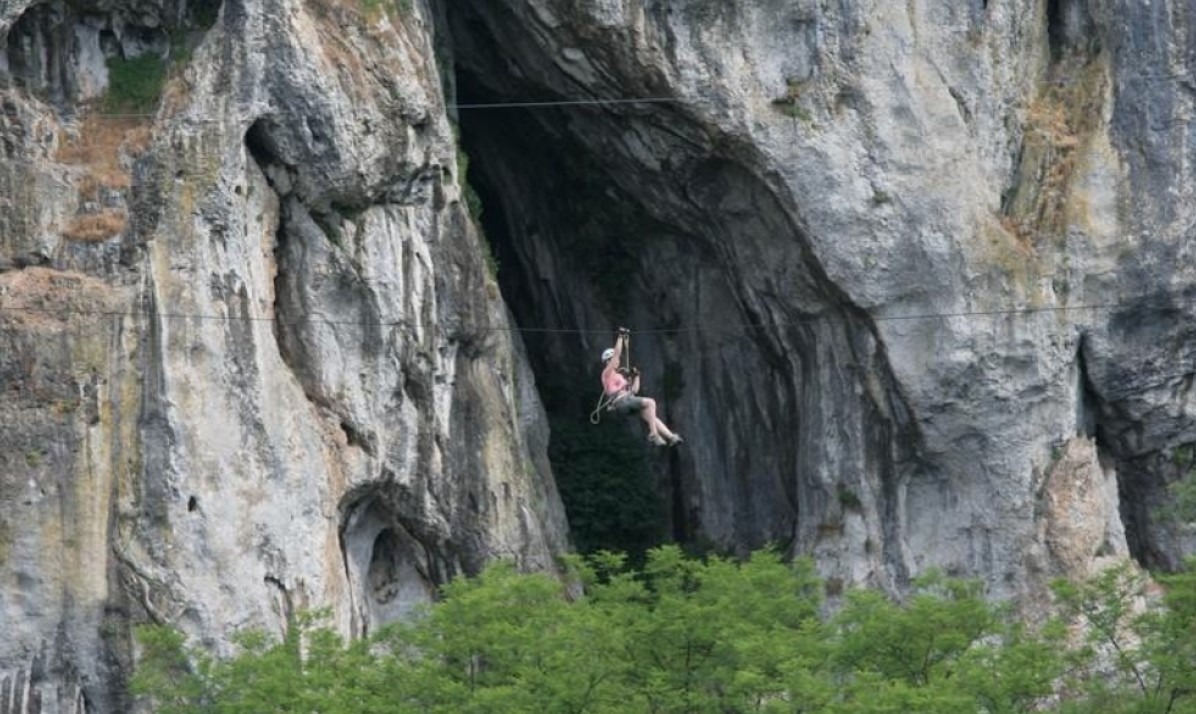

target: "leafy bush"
[1052,561,1196,712]
[455,147,485,222]
[1161,470,1196,525]
[131,550,1196,714]
[103,54,168,113]
[548,418,664,558]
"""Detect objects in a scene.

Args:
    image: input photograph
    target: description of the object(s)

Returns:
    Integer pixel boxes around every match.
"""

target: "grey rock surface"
[3,0,1196,710]
[449,0,1194,597]
[1,0,567,711]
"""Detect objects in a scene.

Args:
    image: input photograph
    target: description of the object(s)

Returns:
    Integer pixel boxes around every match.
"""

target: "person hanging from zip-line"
[600,327,683,446]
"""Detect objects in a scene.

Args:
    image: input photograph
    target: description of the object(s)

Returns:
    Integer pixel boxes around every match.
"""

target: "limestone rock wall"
[448,0,1195,598]
[3,0,1196,710]
[0,0,568,711]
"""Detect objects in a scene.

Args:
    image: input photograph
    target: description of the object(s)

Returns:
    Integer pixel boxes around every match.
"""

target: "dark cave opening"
[4,3,78,105]
[453,73,673,558]
[339,487,444,636]
[440,0,920,576]
[1045,0,1099,62]
[2,0,223,112]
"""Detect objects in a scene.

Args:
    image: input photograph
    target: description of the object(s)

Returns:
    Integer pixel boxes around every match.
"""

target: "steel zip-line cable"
[34,67,1196,120]
[2,291,1193,335]
[6,302,1196,392]
[52,96,703,120]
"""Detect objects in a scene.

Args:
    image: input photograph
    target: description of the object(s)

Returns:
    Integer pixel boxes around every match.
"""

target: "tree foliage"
[548,418,665,558]
[132,550,1196,714]
[103,54,168,113]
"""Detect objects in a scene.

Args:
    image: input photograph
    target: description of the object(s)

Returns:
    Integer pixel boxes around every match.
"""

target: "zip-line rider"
[601,328,682,446]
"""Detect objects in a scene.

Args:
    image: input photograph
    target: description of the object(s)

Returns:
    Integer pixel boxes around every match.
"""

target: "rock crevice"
[3,0,1196,709]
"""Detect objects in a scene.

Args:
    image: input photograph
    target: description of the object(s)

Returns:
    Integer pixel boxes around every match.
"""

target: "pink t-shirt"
[603,370,628,397]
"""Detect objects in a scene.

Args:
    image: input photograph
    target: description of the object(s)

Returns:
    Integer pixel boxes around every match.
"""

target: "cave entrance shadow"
[338,485,445,636]
[452,66,688,558]
[442,2,918,582]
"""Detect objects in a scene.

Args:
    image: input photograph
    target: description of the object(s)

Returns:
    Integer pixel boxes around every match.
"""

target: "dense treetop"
[133,546,1196,714]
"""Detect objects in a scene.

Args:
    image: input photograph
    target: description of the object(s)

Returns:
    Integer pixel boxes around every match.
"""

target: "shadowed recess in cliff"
[243,116,314,404]
[242,116,384,456]
[452,85,681,556]
[338,483,451,636]
[1080,300,1196,571]
[442,0,922,584]
[1,0,222,112]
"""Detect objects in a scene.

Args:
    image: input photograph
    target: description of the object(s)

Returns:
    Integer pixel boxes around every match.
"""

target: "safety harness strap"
[590,328,633,425]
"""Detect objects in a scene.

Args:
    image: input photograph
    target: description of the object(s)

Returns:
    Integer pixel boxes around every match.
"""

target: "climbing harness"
[589,328,634,425]
[589,391,618,425]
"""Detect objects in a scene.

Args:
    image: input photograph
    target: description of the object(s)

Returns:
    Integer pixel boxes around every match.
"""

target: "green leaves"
[1052,559,1196,714]
[103,54,168,113]
[132,552,1196,714]
[548,418,664,558]
[129,626,208,713]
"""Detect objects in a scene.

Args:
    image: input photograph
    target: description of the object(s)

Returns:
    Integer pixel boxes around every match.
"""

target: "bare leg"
[641,399,661,439]
[654,418,678,441]
[643,399,679,443]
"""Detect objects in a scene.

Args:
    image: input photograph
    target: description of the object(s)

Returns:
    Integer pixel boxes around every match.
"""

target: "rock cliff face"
[2,0,1195,710]
[449,0,1195,592]
[0,0,567,711]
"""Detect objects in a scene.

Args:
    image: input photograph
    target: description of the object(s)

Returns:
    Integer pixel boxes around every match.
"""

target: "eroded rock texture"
[1,0,566,711]
[449,0,1194,596]
[2,0,1196,710]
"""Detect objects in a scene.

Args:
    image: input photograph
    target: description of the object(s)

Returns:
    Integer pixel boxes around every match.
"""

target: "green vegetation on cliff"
[132,548,1196,714]
[102,54,168,113]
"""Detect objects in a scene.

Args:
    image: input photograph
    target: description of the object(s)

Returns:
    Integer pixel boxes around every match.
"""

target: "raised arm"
[602,333,625,380]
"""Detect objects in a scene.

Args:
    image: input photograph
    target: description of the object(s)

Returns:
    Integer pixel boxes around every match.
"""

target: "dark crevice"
[244,118,287,172]
[947,86,972,126]
[244,117,353,419]
[1075,336,1099,439]
[1046,0,1099,62]
[263,574,294,630]
[1077,334,1165,570]
[337,484,450,637]
[2,0,223,113]
[244,119,318,407]
[1046,0,1066,59]
[446,0,922,578]
[0,251,50,273]
[339,419,375,455]
[244,117,388,430]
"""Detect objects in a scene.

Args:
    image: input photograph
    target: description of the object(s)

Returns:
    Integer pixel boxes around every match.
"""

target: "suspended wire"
[0,303,612,333]
[42,96,702,121]
[29,66,1195,121]
[1,291,1191,336]
[11,59,1194,335]
[450,97,694,110]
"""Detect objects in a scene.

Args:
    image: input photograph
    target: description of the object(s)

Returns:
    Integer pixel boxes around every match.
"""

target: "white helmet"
[601,348,616,362]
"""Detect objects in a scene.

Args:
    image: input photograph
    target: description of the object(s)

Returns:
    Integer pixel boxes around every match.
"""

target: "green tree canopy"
[132,550,1196,714]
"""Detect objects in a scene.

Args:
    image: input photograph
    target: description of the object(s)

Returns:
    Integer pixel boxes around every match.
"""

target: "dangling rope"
[589,328,633,425]
[623,329,632,374]
[589,390,618,424]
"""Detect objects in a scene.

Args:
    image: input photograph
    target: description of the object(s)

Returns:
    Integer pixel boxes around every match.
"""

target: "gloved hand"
[629,367,640,377]
[617,326,630,336]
